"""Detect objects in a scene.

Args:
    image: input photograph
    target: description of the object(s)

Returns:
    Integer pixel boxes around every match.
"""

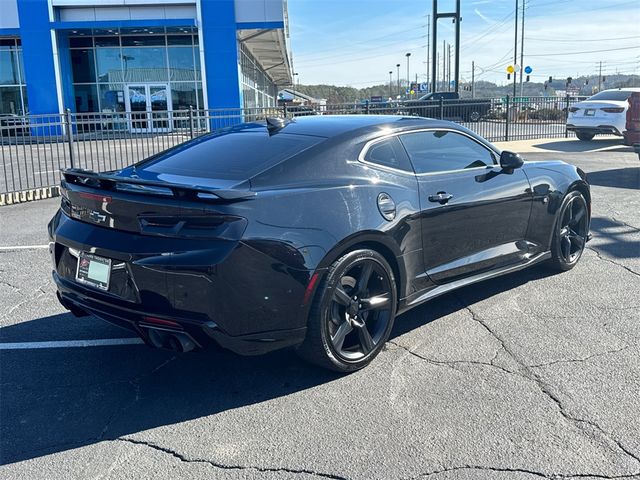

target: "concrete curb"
[0,186,60,207]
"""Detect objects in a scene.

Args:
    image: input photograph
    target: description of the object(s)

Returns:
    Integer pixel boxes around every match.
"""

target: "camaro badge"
[89,211,107,223]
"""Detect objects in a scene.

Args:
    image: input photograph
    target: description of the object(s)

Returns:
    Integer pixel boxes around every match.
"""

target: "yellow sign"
[506,65,515,74]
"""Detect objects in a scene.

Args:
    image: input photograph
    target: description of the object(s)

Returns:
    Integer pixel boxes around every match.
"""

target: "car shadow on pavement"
[587,167,640,190]
[532,138,630,153]
[533,137,633,153]
[589,216,640,260]
[0,265,556,466]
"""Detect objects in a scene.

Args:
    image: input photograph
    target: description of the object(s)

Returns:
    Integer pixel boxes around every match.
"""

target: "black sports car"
[49,115,591,371]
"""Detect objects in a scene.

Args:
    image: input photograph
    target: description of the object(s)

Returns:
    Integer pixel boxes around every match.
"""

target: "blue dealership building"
[0,0,292,121]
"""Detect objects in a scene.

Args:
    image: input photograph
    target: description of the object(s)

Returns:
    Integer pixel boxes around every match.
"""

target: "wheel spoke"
[356,324,375,353]
[360,293,391,310]
[331,321,352,352]
[561,235,572,262]
[355,262,374,296]
[333,286,351,307]
[566,199,574,224]
[570,206,585,227]
[569,234,585,249]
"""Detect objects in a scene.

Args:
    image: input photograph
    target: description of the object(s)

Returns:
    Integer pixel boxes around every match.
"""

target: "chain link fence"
[1,96,581,198]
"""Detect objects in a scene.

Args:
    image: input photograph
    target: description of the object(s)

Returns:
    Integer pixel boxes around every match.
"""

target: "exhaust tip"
[144,327,197,353]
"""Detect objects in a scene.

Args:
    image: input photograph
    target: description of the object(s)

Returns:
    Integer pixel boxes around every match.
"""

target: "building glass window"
[168,47,195,81]
[70,49,96,83]
[68,31,203,113]
[73,84,99,112]
[0,38,28,115]
[95,48,122,83]
[122,47,168,82]
[239,43,278,111]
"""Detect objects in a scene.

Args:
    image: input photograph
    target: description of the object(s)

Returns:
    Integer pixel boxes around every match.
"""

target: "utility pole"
[436,52,439,91]
[406,52,411,98]
[389,71,393,98]
[442,40,446,92]
[519,0,526,98]
[513,0,519,98]
[454,0,460,93]
[426,14,430,87]
[431,0,461,93]
[471,61,475,98]
[447,43,451,91]
[396,63,401,98]
[598,61,603,91]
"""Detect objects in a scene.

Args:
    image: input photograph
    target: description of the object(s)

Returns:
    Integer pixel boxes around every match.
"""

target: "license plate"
[76,252,111,291]
[584,109,596,116]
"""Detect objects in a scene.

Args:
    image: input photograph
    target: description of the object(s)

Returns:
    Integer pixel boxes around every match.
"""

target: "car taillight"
[601,107,624,113]
[568,107,580,113]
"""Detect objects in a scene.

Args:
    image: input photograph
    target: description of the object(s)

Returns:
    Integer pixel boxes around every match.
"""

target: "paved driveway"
[1,138,638,479]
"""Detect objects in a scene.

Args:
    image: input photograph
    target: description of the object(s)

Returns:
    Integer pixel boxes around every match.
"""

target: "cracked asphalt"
[0,137,639,479]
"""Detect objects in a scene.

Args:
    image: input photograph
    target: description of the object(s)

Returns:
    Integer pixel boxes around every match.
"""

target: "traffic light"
[548,76,553,83]
[526,75,530,82]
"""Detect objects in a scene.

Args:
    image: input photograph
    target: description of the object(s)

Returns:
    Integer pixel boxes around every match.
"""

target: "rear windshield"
[587,90,634,101]
[137,130,324,180]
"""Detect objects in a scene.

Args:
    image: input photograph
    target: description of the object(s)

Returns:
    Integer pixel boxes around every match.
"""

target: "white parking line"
[0,338,145,350]
[0,245,49,251]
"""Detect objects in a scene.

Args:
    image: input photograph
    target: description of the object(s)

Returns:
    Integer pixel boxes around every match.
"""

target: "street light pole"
[406,52,411,98]
[513,0,518,98]
[396,63,401,97]
[389,71,393,98]
[519,0,526,98]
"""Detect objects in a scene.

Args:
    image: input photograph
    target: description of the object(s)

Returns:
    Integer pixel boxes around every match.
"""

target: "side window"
[399,130,495,174]
[363,136,413,172]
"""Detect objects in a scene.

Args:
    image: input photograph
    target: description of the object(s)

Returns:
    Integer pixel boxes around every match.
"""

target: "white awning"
[238,27,292,86]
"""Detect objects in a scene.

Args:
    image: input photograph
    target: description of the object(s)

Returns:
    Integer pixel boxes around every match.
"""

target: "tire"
[548,191,589,271]
[576,131,595,141]
[297,249,397,372]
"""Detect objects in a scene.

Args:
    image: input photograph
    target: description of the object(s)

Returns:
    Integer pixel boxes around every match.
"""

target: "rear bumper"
[54,272,307,355]
[49,210,313,356]
[566,124,623,136]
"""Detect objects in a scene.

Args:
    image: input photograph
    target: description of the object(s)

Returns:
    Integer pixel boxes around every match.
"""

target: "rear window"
[587,90,634,101]
[137,130,324,180]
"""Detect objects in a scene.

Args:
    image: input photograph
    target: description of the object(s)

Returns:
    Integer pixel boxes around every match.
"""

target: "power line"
[526,45,640,57]
[526,35,640,42]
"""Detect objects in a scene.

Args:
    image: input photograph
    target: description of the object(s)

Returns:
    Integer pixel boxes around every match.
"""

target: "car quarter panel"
[247,134,424,300]
[521,160,590,249]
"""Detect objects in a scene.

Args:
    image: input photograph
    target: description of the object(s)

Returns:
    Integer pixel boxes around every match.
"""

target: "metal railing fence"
[1,96,580,197]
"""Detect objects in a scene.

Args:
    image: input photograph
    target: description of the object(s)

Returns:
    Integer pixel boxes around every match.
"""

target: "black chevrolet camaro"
[49,115,591,371]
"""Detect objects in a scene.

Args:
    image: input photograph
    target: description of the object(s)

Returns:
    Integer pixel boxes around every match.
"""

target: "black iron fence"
[1,96,581,199]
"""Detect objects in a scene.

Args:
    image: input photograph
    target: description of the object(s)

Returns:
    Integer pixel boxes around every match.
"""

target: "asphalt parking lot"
[1,137,639,479]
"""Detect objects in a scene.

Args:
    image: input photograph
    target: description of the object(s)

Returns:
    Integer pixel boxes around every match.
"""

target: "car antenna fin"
[265,117,291,135]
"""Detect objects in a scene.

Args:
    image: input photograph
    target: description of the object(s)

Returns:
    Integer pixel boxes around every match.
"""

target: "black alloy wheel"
[298,249,397,372]
[550,191,589,271]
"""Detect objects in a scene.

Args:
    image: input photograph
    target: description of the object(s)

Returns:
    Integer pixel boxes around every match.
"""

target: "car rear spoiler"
[61,168,256,201]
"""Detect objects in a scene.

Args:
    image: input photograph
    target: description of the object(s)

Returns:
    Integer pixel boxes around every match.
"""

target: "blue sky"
[287,0,640,87]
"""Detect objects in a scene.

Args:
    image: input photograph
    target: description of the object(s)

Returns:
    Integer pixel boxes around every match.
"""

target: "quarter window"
[399,130,495,174]
[363,136,413,172]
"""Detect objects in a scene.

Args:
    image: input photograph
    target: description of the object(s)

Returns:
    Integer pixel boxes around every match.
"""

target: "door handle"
[428,192,454,204]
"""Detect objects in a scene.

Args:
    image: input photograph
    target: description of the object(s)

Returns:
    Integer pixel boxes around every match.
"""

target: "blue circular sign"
[524,66,533,74]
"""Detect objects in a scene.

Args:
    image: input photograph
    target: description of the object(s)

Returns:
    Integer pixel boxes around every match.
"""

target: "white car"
[567,88,640,141]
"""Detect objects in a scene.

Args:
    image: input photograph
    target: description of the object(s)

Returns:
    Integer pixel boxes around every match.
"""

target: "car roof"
[254,115,454,138]
[601,88,640,92]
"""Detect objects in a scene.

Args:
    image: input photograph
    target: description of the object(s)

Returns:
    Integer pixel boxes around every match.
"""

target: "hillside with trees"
[294,74,639,103]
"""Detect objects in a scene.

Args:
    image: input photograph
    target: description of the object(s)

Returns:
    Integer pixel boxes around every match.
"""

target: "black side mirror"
[499,151,524,171]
